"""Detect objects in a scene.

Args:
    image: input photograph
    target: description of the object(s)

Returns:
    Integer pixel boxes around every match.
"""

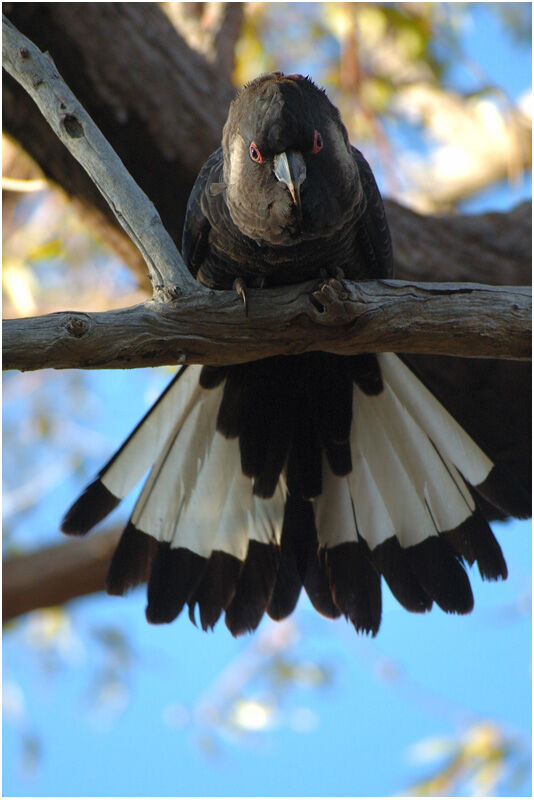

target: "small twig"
[1,14,199,300]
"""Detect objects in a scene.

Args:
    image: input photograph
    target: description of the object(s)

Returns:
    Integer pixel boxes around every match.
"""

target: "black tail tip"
[61,479,120,536]
[106,523,158,596]
[476,464,531,521]
[145,604,180,625]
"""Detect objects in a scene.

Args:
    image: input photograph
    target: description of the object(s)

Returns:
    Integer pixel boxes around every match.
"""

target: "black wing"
[181,146,223,280]
[351,146,394,280]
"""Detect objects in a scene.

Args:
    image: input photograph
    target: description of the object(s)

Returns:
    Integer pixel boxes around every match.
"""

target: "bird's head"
[221,73,361,246]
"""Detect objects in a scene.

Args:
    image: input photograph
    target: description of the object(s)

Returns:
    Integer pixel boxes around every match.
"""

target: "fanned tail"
[62,352,510,636]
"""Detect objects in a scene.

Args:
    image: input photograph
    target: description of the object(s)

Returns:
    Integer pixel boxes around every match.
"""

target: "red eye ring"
[249,141,263,163]
[312,129,323,154]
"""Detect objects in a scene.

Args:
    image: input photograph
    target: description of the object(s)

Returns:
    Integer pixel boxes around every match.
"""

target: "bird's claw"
[310,277,348,317]
[233,277,248,317]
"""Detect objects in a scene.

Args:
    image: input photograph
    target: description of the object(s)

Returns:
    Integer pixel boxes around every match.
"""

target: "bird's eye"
[312,130,323,154]
[249,142,263,163]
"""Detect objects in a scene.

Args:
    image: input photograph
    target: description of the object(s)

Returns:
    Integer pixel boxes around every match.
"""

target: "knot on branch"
[61,113,84,139]
[64,314,91,338]
[153,283,185,304]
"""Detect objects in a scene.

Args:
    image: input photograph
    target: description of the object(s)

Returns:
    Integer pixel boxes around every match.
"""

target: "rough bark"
[3,282,531,371]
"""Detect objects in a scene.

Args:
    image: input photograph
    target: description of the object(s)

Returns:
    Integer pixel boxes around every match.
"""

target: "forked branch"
[2,15,531,373]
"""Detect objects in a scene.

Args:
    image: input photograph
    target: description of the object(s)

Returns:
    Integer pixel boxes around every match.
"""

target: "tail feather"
[347,353,383,396]
[62,479,121,537]
[225,541,280,635]
[131,382,222,551]
[199,365,228,389]
[102,367,203,499]
[295,497,342,620]
[146,545,206,624]
[379,354,493,488]
[107,522,158,595]
[302,553,343,619]
[62,351,514,636]
[326,541,382,635]
[313,458,384,630]
[267,499,304,621]
[169,435,250,559]
[406,538,474,614]
[128,374,284,631]
[317,355,353,445]
[61,366,201,536]
[317,355,353,476]
[315,353,505,620]
[371,539,433,613]
[474,462,532,520]
[291,397,322,499]
[445,510,507,581]
[187,551,242,631]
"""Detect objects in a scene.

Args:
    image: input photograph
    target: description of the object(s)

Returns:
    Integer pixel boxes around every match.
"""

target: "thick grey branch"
[2,13,198,298]
[3,281,530,372]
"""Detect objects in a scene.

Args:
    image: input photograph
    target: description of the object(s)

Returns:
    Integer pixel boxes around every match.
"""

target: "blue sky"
[3,4,532,797]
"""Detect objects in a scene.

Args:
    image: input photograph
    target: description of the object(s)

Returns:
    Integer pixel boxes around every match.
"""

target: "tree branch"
[2,13,198,299]
[3,527,121,624]
[2,14,531,371]
[165,3,244,79]
[3,281,530,371]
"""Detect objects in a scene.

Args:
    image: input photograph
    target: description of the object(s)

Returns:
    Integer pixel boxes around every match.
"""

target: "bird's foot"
[233,277,248,317]
[310,276,351,320]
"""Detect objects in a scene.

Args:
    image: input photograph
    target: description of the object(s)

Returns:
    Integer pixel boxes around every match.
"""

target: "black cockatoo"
[62,73,526,636]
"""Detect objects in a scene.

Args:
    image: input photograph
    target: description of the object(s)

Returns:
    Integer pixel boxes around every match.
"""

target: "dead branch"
[3,281,531,372]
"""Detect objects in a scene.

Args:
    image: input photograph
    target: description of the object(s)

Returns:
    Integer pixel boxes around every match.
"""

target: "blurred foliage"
[189,620,333,755]
[3,368,113,551]
[2,135,142,318]
[407,721,531,796]
[492,3,533,43]
[234,2,531,210]
[4,611,334,776]
[3,607,138,773]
